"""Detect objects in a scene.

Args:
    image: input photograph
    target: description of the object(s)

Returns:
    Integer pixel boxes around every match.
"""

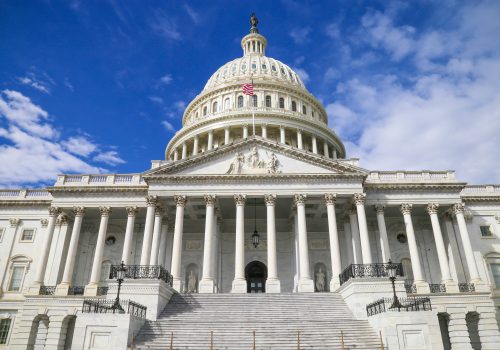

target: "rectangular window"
[21,229,34,241]
[0,318,12,344]
[480,225,493,237]
[492,264,500,288]
[9,266,24,291]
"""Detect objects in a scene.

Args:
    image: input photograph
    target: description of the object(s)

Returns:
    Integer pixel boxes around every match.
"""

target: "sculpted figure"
[247,147,264,168]
[315,267,326,292]
[266,152,280,173]
[226,152,244,174]
[187,270,197,293]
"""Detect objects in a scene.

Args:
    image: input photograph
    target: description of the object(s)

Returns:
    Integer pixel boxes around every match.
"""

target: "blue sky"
[1,0,499,187]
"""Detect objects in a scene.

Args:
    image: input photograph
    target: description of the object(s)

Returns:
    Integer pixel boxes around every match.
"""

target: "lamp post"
[387,259,403,309]
[252,198,260,248]
[112,260,127,313]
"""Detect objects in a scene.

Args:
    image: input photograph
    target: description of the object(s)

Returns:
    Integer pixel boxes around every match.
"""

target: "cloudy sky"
[1,0,499,187]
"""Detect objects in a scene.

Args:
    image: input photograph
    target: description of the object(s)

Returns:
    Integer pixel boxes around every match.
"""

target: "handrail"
[366,297,432,316]
[109,264,173,287]
[339,263,404,285]
[82,298,147,318]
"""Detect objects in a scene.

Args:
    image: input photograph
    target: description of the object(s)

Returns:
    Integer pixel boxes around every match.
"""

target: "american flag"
[242,82,254,95]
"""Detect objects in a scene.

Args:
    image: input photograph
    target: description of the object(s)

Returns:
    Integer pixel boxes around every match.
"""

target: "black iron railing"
[109,264,173,286]
[339,263,404,285]
[366,297,432,316]
[459,283,475,293]
[39,286,56,295]
[82,298,147,318]
[429,284,446,293]
[404,280,417,294]
[68,286,85,295]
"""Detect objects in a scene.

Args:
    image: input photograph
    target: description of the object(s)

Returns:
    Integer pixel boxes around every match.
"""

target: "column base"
[329,277,341,292]
[231,278,247,293]
[84,283,99,296]
[415,280,430,294]
[198,279,215,293]
[172,278,183,292]
[297,278,314,293]
[55,283,70,296]
[444,280,459,293]
[471,278,489,292]
[25,282,42,295]
[266,278,281,293]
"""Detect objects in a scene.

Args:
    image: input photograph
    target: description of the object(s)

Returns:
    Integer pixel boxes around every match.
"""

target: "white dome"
[203,55,306,91]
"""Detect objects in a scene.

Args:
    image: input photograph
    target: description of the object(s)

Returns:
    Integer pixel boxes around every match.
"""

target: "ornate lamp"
[387,259,403,309]
[252,198,260,248]
[112,260,126,312]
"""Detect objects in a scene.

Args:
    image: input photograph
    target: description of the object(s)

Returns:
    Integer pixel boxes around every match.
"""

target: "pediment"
[145,138,368,180]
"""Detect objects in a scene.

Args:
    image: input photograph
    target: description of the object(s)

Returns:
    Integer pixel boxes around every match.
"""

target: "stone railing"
[54,174,145,187]
[367,171,456,183]
[0,189,52,200]
[461,185,500,196]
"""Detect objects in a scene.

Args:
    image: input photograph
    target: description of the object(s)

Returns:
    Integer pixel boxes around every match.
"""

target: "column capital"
[126,206,138,217]
[234,194,247,206]
[400,203,413,215]
[452,202,465,214]
[56,213,69,226]
[264,194,277,205]
[353,193,366,205]
[426,203,440,215]
[495,214,500,223]
[174,195,187,207]
[99,206,112,217]
[204,194,217,205]
[9,218,20,227]
[40,218,49,227]
[145,195,158,207]
[293,194,307,205]
[374,204,385,214]
[73,206,86,216]
[48,206,62,217]
[154,205,164,216]
[324,193,336,205]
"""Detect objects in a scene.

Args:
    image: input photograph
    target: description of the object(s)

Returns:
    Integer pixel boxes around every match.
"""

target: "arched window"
[252,95,257,107]
[212,101,218,113]
[265,95,271,108]
[224,98,230,110]
[7,255,31,292]
[291,101,297,112]
[203,106,208,116]
[195,112,199,119]
[302,105,307,115]
[237,96,244,108]
[279,97,285,109]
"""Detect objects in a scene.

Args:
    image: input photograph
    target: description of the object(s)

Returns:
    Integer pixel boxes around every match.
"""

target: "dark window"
[279,97,285,109]
[203,106,207,116]
[291,101,297,112]
[302,105,307,114]
[252,95,257,107]
[480,225,492,237]
[0,319,11,345]
[21,229,34,241]
[265,95,271,107]
[212,101,218,112]
[238,96,244,108]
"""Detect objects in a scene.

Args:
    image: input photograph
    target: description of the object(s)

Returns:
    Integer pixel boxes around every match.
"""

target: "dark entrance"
[245,261,267,293]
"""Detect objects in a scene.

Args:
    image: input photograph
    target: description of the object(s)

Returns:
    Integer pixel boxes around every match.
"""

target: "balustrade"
[339,263,403,285]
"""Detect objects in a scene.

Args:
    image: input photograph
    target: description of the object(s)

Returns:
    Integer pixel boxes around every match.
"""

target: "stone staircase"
[132,293,381,349]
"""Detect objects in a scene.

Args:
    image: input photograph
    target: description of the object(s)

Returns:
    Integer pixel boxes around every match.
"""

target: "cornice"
[47,186,148,194]
[364,182,467,192]
[461,196,500,202]
[0,200,52,207]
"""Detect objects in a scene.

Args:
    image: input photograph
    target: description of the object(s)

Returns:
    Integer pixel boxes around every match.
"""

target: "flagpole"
[251,76,255,136]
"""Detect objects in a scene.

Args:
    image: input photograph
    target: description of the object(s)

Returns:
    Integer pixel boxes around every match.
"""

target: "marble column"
[324,194,341,290]
[262,124,267,138]
[295,194,314,292]
[374,205,391,263]
[348,207,362,264]
[265,194,280,293]
[323,142,329,158]
[181,143,187,159]
[56,207,85,295]
[173,149,178,161]
[158,220,169,268]
[171,195,187,291]
[232,194,247,293]
[32,206,61,288]
[354,193,372,264]
[243,124,248,139]
[343,216,354,265]
[400,203,430,293]
[312,135,317,154]
[193,135,199,156]
[200,195,216,293]
[427,203,458,292]
[122,206,137,265]
[224,127,230,145]
[453,203,483,287]
[86,206,112,296]
[149,206,163,265]
[207,130,213,150]
[280,125,285,144]
[140,195,158,265]
[297,130,303,149]
[293,211,300,292]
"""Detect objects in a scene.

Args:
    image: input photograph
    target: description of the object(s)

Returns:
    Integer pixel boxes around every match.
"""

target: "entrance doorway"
[245,261,267,293]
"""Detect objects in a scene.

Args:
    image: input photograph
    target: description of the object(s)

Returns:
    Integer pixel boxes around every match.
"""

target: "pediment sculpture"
[226,147,281,174]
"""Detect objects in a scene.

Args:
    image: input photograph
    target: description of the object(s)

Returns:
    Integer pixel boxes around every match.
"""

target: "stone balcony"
[0,189,52,200]
[54,174,146,187]
[366,170,457,183]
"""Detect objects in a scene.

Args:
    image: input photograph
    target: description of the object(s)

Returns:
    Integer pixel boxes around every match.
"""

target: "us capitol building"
[1,15,499,350]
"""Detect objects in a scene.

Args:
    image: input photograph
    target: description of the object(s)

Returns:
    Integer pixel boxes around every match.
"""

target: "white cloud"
[293,67,310,84]
[289,27,311,44]
[149,96,164,104]
[159,74,172,85]
[150,10,182,41]
[17,71,55,94]
[93,151,125,165]
[0,90,124,187]
[161,120,175,132]
[184,4,200,24]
